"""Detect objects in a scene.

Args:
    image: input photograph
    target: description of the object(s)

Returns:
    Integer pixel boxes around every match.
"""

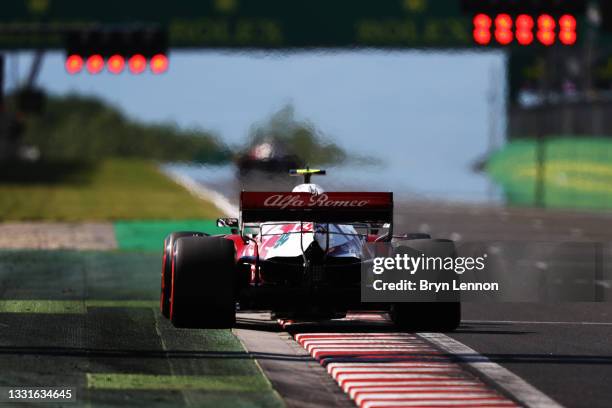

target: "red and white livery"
[160,169,460,330]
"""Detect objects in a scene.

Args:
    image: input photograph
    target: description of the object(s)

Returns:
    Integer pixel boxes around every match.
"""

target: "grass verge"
[0,250,284,408]
[0,159,221,221]
[114,220,229,251]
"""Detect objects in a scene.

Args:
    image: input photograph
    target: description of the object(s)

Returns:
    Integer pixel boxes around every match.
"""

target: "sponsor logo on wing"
[263,194,369,209]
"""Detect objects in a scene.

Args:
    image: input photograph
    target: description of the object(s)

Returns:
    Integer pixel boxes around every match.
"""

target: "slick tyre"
[160,231,206,318]
[389,238,461,332]
[169,236,236,329]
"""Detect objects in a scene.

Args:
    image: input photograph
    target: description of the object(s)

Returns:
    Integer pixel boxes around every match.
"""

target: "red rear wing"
[240,192,393,223]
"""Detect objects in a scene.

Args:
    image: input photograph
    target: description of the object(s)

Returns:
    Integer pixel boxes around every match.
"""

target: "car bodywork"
[220,190,394,313]
[162,170,460,330]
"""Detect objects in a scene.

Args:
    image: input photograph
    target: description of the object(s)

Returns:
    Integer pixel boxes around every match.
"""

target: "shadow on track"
[0,345,313,362]
[468,353,612,365]
[453,327,534,335]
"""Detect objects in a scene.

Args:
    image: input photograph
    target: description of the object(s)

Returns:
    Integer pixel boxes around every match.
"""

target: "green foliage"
[0,159,222,221]
[11,93,350,166]
[246,104,347,165]
[17,93,231,163]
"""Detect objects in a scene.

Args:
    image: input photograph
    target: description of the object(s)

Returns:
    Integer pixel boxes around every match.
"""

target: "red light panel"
[559,30,577,45]
[495,14,513,30]
[494,14,513,45]
[107,55,125,74]
[516,15,534,31]
[515,15,534,46]
[150,54,169,74]
[474,29,491,45]
[65,55,83,74]
[469,13,577,47]
[495,29,514,45]
[536,14,556,46]
[128,54,147,74]
[538,14,556,31]
[86,55,104,74]
[559,15,577,31]
[474,14,492,29]
[516,30,534,45]
[559,15,577,46]
[537,30,556,46]
[473,13,492,45]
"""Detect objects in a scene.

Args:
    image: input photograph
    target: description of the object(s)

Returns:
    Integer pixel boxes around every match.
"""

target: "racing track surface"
[196,174,612,408]
[2,173,612,407]
[279,313,527,408]
[392,202,612,408]
[235,307,612,408]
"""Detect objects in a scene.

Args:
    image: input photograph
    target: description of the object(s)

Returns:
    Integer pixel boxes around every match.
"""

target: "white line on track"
[348,385,489,399]
[354,392,505,405]
[419,332,563,408]
[161,167,239,218]
[464,319,612,326]
[327,363,458,370]
[329,367,462,374]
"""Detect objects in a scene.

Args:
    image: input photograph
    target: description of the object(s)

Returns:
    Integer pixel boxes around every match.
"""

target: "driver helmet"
[292,183,325,195]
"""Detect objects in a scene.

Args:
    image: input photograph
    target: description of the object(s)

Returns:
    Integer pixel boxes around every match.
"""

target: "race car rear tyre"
[389,238,460,331]
[391,302,461,332]
[170,236,236,328]
[160,231,206,318]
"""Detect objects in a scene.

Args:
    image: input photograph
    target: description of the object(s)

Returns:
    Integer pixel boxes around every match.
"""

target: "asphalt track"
[2,175,612,407]
[200,175,612,407]
[391,201,612,407]
[233,306,612,408]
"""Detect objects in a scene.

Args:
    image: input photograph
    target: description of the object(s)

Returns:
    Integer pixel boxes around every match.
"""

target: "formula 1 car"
[160,169,460,331]
[236,138,303,177]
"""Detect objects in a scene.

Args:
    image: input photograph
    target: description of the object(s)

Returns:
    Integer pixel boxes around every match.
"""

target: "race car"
[160,169,460,331]
[236,138,303,177]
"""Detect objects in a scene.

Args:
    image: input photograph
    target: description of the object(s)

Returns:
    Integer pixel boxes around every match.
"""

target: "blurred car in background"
[236,138,303,177]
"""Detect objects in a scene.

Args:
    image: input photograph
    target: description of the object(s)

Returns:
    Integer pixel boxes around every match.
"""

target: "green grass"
[0,250,284,407]
[0,250,164,300]
[487,137,612,210]
[114,220,230,251]
[0,300,86,313]
[0,159,221,221]
[0,300,162,313]
[86,373,271,391]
